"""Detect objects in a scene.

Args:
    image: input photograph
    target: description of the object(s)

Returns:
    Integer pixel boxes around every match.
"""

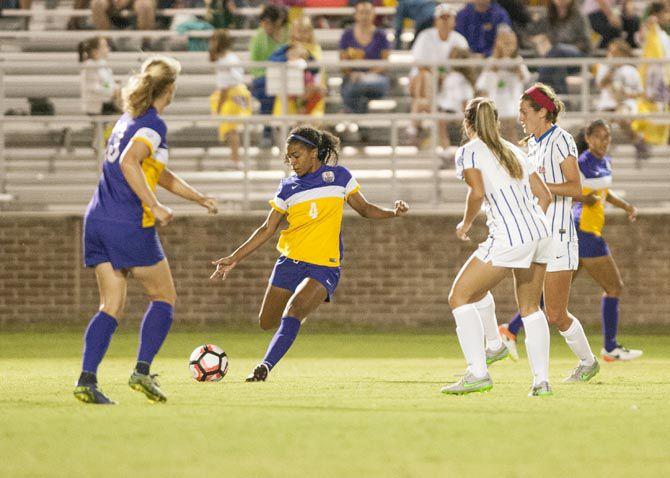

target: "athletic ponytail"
[465,97,523,179]
[122,55,181,117]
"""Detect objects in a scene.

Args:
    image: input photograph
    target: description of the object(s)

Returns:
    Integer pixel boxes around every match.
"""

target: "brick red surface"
[1,213,668,329]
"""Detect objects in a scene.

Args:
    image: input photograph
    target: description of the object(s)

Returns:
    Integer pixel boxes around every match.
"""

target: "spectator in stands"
[339,0,391,114]
[90,0,163,34]
[496,0,532,39]
[476,26,529,141]
[249,3,289,147]
[407,3,468,140]
[582,0,640,48]
[1,0,32,29]
[206,0,245,29]
[271,16,326,117]
[437,47,475,163]
[531,0,593,55]
[455,0,511,56]
[79,37,120,116]
[530,32,581,95]
[393,0,437,49]
[209,29,252,168]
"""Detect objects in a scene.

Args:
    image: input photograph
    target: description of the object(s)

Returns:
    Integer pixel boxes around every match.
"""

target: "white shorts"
[474,236,554,269]
[546,239,579,273]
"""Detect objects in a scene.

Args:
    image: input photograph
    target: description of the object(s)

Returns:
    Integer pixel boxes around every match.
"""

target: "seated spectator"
[209,29,252,168]
[530,32,582,95]
[476,27,529,141]
[339,0,391,114]
[582,0,640,48]
[393,0,437,49]
[455,0,511,56]
[631,8,670,158]
[408,4,468,139]
[249,3,289,147]
[206,0,245,29]
[90,0,167,33]
[1,0,32,30]
[437,47,476,162]
[496,0,532,39]
[531,0,593,55]
[271,16,326,117]
[79,37,120,116]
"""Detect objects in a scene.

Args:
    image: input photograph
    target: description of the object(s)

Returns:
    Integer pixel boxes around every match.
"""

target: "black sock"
[78,371,97,386]
[135,361,150,375]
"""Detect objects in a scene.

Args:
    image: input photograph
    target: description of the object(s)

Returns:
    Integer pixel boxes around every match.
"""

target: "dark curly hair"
[285,125,341,166]
[575,119,610,156]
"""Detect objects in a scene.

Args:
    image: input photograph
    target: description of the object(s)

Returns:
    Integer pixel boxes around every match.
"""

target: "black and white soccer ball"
[189,344,229,382]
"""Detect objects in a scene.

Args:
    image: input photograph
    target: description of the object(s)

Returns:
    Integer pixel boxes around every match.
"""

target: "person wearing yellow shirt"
[210,126,409,382]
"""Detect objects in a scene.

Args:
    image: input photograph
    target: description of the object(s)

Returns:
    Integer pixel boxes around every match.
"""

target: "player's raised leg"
[247,278,327,382]
[74,263,127,405]
[581,255,642,361]
[258,284,293,331]
[127,258,177,403]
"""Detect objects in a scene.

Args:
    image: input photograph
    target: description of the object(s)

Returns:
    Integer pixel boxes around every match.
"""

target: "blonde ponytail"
[122,55,181,117]
[466,98,523,180]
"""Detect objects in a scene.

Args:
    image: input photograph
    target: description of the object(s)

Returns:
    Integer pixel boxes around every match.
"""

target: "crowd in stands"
[4,0,670,161]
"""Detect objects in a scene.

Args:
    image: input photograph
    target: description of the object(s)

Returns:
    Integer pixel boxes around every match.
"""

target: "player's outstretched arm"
[120,140,173,226]
[456,168,485,242]
[210,209,284,280]
[158,167,218,214]
[346,191,409,219]
[606,190,637,222]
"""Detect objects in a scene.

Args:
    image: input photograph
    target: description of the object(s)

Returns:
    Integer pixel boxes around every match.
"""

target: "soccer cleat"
[528,381,553,397]
[73,384,117,405]
[245,363,270,382]
[485,343,509,365]
[499,324,519,361]
[564,358,600,383]
[601,346,643,362]
[441,371,493,395]
[128,372,167,403]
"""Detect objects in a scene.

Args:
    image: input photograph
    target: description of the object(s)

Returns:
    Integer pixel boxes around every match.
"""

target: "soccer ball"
[189,344,229,382]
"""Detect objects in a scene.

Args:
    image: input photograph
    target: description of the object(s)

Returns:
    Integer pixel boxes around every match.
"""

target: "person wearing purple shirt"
[339,1,391,114]
[455,0,511,56]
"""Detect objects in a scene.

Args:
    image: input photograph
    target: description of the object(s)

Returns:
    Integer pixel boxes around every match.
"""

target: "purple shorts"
[269,256,340,302]
[577,229,610,258]
[83,217,165,270]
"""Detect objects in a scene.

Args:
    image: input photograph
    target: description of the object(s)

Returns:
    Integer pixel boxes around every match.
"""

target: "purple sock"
[262,316,301,370]
[602,296,619,352]
[508,295,544,336]
[137,301,174,367]
[82,311,118,374]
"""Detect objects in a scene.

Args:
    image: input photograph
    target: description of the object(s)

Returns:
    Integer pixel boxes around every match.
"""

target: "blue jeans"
[341,75,390,114]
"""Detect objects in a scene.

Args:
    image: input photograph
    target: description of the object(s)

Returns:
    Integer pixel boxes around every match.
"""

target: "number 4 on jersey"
[309,202,318,219]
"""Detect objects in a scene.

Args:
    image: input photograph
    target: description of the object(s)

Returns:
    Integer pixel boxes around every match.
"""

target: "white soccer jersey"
[527,125,579,243]
[456,138,550,247]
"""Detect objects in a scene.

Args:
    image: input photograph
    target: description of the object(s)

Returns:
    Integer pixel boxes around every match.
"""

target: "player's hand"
[210,256,237,281]
[626,205,638,222]
[151,203,174,226]
[198,196,219,214]
[582,192,599,206]
[456,220,471,241]
[393,200,409,217]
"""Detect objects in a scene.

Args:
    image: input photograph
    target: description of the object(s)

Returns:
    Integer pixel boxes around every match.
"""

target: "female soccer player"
[499,83,600,383]
[210,125,409,382]
[573,119,642,361]
[74,56,219,405]
[442,97,554,396]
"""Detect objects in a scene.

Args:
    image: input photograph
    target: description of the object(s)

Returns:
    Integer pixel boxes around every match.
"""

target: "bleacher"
[1,1,669,213]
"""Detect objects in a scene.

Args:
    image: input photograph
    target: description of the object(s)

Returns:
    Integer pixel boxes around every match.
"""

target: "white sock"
[474,292,502,349]
[453,303,488,378]
[559,315,595,366]
[521,310,550,385]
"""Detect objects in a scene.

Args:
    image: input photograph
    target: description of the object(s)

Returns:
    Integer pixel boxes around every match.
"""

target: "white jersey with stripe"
[456,138,550,247]
[527,125,579,243]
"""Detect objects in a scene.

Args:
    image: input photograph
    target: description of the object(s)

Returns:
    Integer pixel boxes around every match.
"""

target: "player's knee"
[285,301,309,320]
[148,287,176,306]
[606,280,623,297]
[448,290,467,310]
[99,302,123,320]
[258,314,279,331]
[545,307,568,328]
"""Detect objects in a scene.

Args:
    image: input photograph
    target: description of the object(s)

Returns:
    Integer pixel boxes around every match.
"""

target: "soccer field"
[1,331,668,478]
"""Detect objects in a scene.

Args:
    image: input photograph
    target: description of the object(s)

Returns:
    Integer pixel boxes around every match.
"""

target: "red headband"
[524,86,556,113]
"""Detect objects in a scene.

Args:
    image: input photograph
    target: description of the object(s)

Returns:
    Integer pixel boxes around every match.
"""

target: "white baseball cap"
[434,3,457,18]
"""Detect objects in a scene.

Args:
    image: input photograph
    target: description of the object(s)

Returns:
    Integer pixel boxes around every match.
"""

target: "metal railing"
[2,56,670,207]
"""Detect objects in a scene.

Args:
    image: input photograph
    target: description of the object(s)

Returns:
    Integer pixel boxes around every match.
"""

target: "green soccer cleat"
[128,372,167,403]
[486,343,509,365]
[528,381,553,397]
[73,384,117,405]
[441,372,493,395]
[563,358,600,383]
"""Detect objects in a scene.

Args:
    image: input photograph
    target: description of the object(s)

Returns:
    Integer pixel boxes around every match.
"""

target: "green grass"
[1,331,668,478]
